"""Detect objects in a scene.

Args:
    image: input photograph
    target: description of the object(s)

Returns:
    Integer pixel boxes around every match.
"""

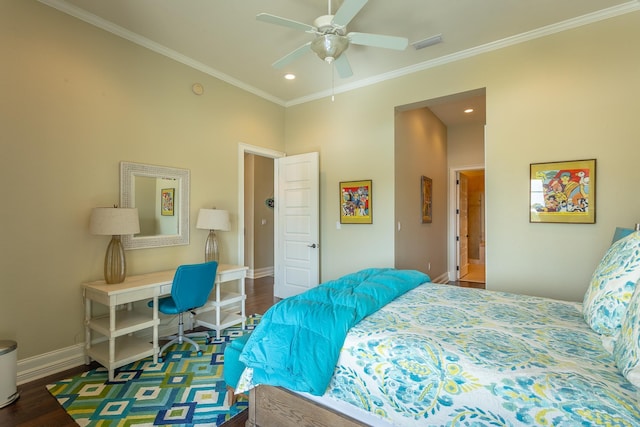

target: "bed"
[237,232,640,426]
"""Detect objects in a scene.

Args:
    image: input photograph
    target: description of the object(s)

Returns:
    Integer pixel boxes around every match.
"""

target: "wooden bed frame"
[247,385,369,427]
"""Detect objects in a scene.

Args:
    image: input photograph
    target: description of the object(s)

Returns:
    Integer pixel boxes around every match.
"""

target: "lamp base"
[204,230,220,263]
[104,235,126,284]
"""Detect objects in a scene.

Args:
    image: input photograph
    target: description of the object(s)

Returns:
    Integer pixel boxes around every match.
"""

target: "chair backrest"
[171,261,218,311]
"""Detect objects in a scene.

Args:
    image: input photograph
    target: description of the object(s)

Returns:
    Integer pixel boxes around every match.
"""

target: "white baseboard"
[17,343,86,385]
[17,316,182,385]
[247,266,274,279]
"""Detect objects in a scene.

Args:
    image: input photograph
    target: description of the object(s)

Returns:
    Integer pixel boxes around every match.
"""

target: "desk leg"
[109,305,116,381]
[83,291,91,365]
[215,284,221,340]
[240,276,246,330]
[152,295,159,363]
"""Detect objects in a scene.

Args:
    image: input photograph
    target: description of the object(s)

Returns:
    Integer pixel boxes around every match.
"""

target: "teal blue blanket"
[239,268,430,395]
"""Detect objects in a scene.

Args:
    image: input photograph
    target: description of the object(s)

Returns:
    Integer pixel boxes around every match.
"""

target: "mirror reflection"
[120,161,190,249]
[134,175,179,237]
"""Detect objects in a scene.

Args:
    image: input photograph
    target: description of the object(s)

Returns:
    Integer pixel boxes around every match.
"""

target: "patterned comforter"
[325,283,640,426]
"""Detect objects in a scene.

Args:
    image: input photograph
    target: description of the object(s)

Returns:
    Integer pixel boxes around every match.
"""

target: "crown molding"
[286,1,640,106]
[39,0,640,108]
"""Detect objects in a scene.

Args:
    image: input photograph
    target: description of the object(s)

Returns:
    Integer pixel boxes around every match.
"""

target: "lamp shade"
[196,209,230,231]
[89,207,140,236]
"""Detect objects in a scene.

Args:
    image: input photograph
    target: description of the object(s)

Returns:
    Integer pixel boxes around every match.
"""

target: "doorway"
[237,143,284,276]
[244,153,275,279]
[237,144,320,298]
[397,88,485,283]
[458,169,485,283]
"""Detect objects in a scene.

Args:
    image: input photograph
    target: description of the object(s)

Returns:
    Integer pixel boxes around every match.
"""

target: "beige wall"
[448,124,485,168]
[284,11,640,300]
[284,91,399,280]
[3,0,640,364]
[244,154,274,274]
[253,156,274,270]
[394,108,448,278]
[0,1,285,359]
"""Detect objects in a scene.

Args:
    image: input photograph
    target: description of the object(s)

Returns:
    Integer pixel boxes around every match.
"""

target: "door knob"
[307,243,318,248]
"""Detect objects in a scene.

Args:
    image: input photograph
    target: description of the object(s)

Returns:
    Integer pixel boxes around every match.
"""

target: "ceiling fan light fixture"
[311,34,349,63]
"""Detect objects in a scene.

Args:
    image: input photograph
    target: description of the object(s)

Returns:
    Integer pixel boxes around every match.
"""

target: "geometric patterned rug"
[46,315,260,426]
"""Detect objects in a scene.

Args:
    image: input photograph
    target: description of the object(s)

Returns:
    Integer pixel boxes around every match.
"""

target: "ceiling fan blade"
[334,54,353,78]
[256,13,316,33]
[272,42,312,69]
[332,0,368,27]
[348,32,408,50]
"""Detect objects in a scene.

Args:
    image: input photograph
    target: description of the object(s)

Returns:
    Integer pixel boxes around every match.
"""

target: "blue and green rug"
[47,315,260,426]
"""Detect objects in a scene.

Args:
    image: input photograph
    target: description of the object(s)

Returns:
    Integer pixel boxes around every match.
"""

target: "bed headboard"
[612,225,639,244]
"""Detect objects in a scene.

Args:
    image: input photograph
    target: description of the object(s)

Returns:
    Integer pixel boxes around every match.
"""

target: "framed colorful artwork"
[529,159,595,224]
[421,175,432,223]
[340,180,372,224]
[161,188,175,216]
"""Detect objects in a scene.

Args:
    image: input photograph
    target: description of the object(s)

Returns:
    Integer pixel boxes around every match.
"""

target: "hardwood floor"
[243,276,277,316]
[459,263,485,284]
[448,279,486,289]
[0,276,276,427]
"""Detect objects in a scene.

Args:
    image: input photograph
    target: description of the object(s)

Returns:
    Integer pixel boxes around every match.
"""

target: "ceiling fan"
[257,0,408,78]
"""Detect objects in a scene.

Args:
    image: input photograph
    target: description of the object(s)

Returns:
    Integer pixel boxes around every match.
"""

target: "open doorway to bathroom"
[458,169,485,283]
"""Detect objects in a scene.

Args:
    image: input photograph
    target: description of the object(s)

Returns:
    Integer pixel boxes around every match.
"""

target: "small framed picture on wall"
[529,159,595,224]
[340,180,372,224]
[421,176,432,223]
[161,188,175,216]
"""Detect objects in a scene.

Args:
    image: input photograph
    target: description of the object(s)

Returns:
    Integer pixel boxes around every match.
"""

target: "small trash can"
[0,340,19,408]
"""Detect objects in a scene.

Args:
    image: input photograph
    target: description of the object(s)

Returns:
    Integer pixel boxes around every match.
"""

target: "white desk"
[82,264,248,381]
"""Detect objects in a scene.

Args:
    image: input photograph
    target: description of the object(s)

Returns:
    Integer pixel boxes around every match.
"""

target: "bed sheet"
[325,283,640,426]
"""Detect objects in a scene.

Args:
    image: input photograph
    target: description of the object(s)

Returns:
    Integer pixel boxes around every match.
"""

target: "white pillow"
[583,231,640,336]
[613,279,640,387]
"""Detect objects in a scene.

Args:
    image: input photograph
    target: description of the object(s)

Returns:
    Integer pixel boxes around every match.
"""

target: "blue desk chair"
[149,261,218,362]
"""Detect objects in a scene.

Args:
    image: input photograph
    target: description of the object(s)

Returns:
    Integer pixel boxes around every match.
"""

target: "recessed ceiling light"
[464,108,474,113]
[284,73,296,80]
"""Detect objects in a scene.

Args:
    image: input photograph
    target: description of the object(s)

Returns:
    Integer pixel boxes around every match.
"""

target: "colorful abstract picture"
[421,175,432,223]
[340,180,372,224]
[530,159,595,223]
[161,188,175,216]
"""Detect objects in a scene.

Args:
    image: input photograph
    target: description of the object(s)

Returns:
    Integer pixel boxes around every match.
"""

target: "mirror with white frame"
[120,161,190,249]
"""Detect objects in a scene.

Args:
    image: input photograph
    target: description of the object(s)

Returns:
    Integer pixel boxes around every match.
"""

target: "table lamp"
[89,207,140,284]
[196,208,230,262]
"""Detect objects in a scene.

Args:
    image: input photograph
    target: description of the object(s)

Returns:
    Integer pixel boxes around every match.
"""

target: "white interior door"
[458,173,469,278]
[274,152,319,298]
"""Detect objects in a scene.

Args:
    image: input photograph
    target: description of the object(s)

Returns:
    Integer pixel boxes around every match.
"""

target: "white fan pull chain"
[331,63,335,102]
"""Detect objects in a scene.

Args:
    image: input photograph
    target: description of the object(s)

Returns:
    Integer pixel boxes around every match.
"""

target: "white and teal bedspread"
[325,283,640,426]
[239,268,429,395]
